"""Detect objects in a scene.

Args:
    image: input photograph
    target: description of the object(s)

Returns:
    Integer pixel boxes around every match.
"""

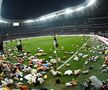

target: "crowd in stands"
[0,16,108,40]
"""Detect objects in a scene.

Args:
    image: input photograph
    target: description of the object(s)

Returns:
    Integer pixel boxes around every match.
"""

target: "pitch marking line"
[57,38,90,70]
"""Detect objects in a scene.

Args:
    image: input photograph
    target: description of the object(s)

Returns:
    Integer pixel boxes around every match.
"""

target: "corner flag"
[54,35,58,48]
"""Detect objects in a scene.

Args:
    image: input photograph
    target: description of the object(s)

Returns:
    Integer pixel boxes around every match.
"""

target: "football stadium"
[0,0,108,90]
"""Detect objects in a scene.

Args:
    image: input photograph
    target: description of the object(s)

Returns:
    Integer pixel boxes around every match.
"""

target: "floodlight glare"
[76,6,85,11]
[47,14,57,19]
[65,8,74,14]
[35,19,39,22]
[87,0,97,7]
[39,16,47,21]
[25,20,34,23]
[57,13,64,16]
[0,20,8,23]
[39,14,57,21]
[22,0,97,24]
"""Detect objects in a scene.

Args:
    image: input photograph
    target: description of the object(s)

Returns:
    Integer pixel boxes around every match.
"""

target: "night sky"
[1,0,85,20]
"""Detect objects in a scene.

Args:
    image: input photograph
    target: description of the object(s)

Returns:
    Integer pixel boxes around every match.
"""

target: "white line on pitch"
[57,38,90,70]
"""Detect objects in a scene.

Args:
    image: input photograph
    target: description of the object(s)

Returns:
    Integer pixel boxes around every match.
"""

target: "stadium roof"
[2,0,85,19]
[0,0,5,23]
[24,0,97,23]
[0,0,100,24]
[0,0,2,18]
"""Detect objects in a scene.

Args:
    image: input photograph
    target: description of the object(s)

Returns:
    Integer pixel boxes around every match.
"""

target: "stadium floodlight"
[24,0,97,24]
[65,8,74,14]
[87,0,97,7]
[39,16,47,21]
[25,20,34,23]
[0,20,8,23]
[75,6,85,11]
[46,14,57,19]
[39,14,57,21]
[57,12,64,16]
[35,19,39,22]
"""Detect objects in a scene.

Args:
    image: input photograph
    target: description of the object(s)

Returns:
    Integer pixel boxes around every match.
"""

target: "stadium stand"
[0,15,108,41]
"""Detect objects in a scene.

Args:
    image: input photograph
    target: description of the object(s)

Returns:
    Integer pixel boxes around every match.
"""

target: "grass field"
[4,35,107,90]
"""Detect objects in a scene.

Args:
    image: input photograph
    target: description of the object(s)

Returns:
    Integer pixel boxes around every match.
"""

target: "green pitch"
[5,35,107,90]
[6,36,88,61]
